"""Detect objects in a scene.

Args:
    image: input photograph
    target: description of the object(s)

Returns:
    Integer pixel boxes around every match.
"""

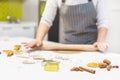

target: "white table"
[0,37,120,80]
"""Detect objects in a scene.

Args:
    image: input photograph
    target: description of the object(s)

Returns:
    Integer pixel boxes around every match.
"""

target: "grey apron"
[60,0,97,44]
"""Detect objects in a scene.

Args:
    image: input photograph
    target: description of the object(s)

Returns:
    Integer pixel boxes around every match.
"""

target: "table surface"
[0,37,120,80]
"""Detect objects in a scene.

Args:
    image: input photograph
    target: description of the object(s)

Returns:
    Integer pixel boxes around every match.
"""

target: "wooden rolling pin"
[36,43,97,51]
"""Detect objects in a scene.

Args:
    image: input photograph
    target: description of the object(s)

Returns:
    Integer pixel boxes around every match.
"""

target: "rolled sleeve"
[40,0,58,27]
[96,0,109,29]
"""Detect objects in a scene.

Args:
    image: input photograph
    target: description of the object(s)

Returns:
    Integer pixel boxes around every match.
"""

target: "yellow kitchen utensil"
[44,61,59,72]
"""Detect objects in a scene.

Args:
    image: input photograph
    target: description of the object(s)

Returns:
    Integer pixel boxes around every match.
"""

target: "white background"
[106,0,120,53]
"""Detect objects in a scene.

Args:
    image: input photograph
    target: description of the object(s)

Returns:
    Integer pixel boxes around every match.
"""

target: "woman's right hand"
[22,39,43,49]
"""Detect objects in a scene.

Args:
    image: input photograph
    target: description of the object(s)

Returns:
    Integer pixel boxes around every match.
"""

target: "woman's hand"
[93,42,108,51]
[22,39,43,49]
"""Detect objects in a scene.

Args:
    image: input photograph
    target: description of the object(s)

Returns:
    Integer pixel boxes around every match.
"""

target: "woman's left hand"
[93,42,108,51]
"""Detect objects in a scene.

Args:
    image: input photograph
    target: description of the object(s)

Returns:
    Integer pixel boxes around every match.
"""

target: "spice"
[71,66,96,74]
[3,50,14,56]
[98,63,108,68]
[87,62,99,68]
[107,65,119,71]
[103,59,111,65]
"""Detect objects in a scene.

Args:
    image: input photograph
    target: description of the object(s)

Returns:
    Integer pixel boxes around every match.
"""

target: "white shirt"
[40,0,109,28]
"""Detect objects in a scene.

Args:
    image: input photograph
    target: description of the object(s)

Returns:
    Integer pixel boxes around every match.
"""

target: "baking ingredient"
[17,55,30,59]
[22,60,35,64]
[107,65,111,71]
[33,56,45,60]
[71,66,96,74]
[54,56,69,60]
[3,50,14,56]
[14,45,23,53]
[14,50,23,53]
[107,65,119,71]
[87,62,99,68]
[98,63,107,68]
[103,59,111,65]
[79,66,96,74]
[70,67,83,71]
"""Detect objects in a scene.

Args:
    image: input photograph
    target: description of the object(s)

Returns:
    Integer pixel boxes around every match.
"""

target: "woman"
[23,0,108,51]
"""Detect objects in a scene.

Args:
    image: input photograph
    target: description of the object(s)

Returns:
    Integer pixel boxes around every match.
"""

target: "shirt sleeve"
[40,0,58,27]
[96,0,109,29]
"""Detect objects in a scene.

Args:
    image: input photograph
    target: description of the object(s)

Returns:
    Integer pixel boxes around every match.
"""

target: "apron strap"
[88,0,92,2]
[62,0,65,3]
[62,0,92,3]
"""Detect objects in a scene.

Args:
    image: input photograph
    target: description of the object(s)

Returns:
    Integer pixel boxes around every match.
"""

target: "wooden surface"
[52,51,82,54]
[38,42,98,51]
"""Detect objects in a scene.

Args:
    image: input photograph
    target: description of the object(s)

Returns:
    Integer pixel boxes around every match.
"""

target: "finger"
[24,44,30,49]
[36,43,41,47]
[102,43,108,50]
[106,43,109,49]
[27,44,33,48]
[21,42,27,44]
[97,44,106,51]
[29,42,36,48]
[23,42,31,48]
[93,42,98,47]
[93,43,100,51]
